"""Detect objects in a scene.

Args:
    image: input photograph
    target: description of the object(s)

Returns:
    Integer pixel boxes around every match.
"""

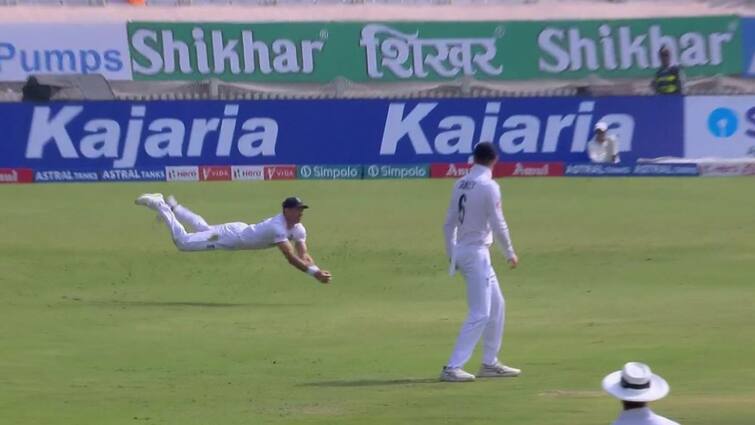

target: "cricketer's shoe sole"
[165,195,178,209]
[477,368,521,378]
[134,193,164,209]
[439,370,476,383]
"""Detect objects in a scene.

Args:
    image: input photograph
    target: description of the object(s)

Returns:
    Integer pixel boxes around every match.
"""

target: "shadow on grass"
[300,378,440,387]
[78,300,312,308]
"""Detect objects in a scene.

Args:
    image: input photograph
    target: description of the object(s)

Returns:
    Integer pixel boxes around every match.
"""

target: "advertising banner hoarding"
[684,96,755,159]
[127,17,741,82]
[0,96,683,171]
[0,23,132,81]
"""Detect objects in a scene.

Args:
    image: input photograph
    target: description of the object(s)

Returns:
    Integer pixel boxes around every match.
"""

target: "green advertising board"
[297,165,363,180]
[127,16,741,82]
[363,164,430,179]
[531,16,741,79]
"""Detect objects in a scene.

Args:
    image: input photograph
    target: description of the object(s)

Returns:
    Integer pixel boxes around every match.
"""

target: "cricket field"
[1,178,753,425]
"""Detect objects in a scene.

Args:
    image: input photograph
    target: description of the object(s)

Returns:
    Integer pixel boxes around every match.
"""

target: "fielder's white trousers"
[447,245,505,369]
[157,204,245,251]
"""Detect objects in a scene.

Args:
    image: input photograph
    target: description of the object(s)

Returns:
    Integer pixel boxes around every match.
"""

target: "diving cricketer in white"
[441,142,520,382]
[134,193,332,284]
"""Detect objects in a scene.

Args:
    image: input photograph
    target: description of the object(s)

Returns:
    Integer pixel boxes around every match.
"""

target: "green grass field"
[1,178,753,425]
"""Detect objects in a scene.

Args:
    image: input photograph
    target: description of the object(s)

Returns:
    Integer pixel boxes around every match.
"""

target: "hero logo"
[706,106,755,139]
[380,101,634,155]
[24,105,279,168]
[166,166,199,181]
[232,166,264,181]
[200,165,231,181]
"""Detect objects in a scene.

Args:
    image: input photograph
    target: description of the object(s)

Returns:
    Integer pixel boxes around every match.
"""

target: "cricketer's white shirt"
[611,407,680,425]
[443,164,515,262]
[588,135,620,163]
[235,213,306,249]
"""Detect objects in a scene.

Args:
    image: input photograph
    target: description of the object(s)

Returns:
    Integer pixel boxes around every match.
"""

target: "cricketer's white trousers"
[447,245,505,369]
[157,204,245,251]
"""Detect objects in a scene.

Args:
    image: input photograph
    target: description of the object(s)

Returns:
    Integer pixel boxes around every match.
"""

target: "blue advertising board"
[631,163,699,176]
[0,97,683,170]
[31,167,167,183]
[744,18,755,77]
[565,163,699,177]
[565,163,633,176]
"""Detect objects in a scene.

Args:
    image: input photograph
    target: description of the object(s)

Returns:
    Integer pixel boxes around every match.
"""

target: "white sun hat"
[594,121,608,132]
[602,362,670,402]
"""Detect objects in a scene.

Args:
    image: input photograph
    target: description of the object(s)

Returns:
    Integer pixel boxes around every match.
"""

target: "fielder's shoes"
[440,366,475,382]
[477,361,521,378]
[134,193,165,210]
[166,195,179,210]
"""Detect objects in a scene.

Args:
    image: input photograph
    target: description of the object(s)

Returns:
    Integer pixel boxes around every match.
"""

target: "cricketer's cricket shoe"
[165,195,179,210]
[135,193,165,210]
[440,366,476,382]
[477,361,521,378]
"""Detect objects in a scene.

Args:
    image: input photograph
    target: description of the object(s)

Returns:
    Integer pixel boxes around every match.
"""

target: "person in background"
[587,121,620,164]
[602,362,680,425]
[652,46,684,95]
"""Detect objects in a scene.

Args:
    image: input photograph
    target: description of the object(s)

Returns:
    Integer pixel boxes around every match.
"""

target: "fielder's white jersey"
[236,213,307,249]
[588,134,620,164]
[443,164,515,260]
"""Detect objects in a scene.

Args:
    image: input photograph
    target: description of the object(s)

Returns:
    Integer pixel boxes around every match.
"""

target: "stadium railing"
[1,74,753,102]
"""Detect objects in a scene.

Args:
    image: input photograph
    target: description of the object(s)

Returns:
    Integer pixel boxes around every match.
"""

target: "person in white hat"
[602,362,680,425]
[587,121,620,164]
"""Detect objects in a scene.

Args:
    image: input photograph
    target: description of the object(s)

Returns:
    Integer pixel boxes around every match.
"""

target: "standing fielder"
[134,193,332,284]
[440,142,520,382]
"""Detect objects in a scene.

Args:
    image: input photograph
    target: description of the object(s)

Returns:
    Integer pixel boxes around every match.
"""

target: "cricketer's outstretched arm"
[294,240,315,266]
[277,241,331,283]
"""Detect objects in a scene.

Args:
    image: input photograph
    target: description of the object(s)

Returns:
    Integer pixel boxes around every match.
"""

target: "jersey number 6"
[458,194,467,225]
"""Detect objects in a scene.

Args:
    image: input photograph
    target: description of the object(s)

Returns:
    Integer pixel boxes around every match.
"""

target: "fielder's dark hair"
[473,142,498,164]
